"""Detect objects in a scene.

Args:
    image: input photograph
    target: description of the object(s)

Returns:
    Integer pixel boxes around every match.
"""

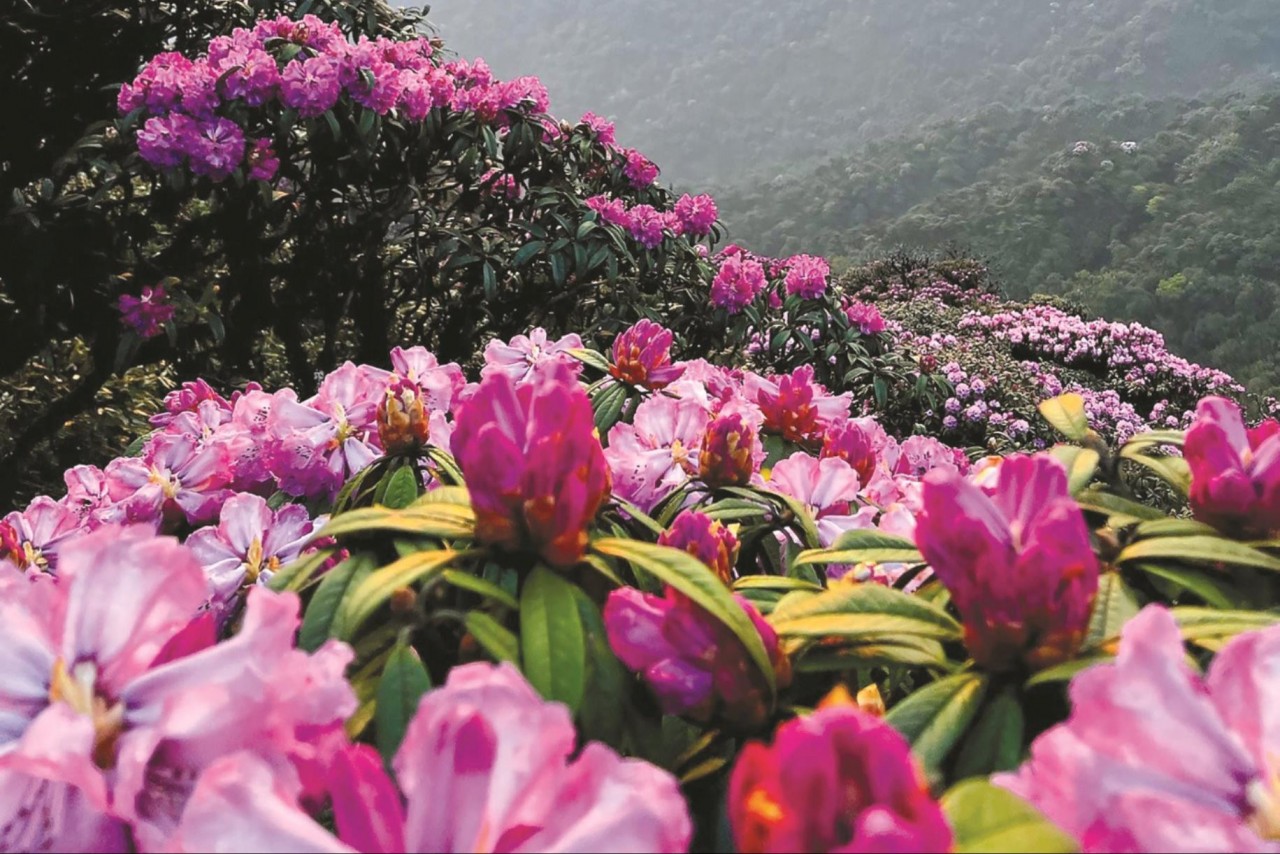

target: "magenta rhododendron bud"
[451,361,610,568]
[603,586,788,731]
[821,418,879,485]
[700,412,759,488]
[609,319,685,390]
[728,695,952,853]
[1184,396,1280,538]
[118,285,176,339]
[377,375,432,454]
[845,300,887,334]
[996,605,1280,852]
[658,510,740,582]
[915,454,1099,672]
[746,365,852,446]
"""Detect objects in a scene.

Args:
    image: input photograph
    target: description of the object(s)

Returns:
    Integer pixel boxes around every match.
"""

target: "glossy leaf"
[520,566,587,713]
[942,780,1078,853]
[1038,393,1089,441]
[885,672,989,774]
[298,554,375,652]
[374,641,432,764]
[331,549,459,640]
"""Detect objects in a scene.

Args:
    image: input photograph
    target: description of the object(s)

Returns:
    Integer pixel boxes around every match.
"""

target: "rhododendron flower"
[150,379,232,428]
[604,586,787,730]
[770,453,864,546]
[782,254,830,299]
[674,193,718,236]
[997,605,1280,853]
[452,362,609,567]
[621,148,658,188]
[605,394,710,512]
[746,365,853,446]
[186,493,321,618]
[609,319,684,390]
[188,116,245,180]
[700,411,761,489]
[61,464,112,527]
[659,510,739,582]
[579,110,617,145]
[1184,396,1280,538]
[247,138,280,181]
[915,454,1099,672]
[845,300,887,334]
[174,663,692,852]
[626,203,667,249]
[585,194,631,228]
[0,525,355,850]
[118,285,176,339]
[711,255,767,314]
[378,376,433,454]
[481,327,584,386]
[279,55,343,117]
[1,495,83,573]
[102,431,232,527]
[728,697,952,853]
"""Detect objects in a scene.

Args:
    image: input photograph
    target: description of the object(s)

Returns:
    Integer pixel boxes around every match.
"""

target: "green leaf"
[1133,562,1243,609]
[885,672,989,773]
[795,528,923,566]
[1038,393,1089,441]
[567,346,613,373]
[770,583,963,644]
[1048,445,1099,494]
[331,550,459,640]
[520,566,587,713]
[298,555,375,651]
[1119,448,1190,494]
[442,569,519,609]
[795,636,950,670]
[1024,654,1112,687]
[591,381,628,435]
[942,780,1078,853]
[1082,572,1140,651]
[380,465,420,510]
[465,611,521,664]
[267,547,335,593]
[317,504,475,540]
[1172,608,1280,650]
[828,529,919,551]
[1116,535,1280,573]
[511,240,546,267]
[571,585,632,748]
[1122,429,1186,450]
[593,538,775,694]
[374,642,432,764]
[1133,518,1219,539]
[1075,486,1165,524]
[952,686,1026,778]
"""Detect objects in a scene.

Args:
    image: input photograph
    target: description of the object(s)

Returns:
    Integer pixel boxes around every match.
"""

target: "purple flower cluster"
[585,192,719,250]
[782,254,830,299]
[117,285,176,339]
[710,251,769,314]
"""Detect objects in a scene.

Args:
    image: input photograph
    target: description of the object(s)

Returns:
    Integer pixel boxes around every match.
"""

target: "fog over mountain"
[418,0,1280,185]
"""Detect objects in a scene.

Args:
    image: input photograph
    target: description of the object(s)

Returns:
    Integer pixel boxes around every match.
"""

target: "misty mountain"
[419,0,1280,184]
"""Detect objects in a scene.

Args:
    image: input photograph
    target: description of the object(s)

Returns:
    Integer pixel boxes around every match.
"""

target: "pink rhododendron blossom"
[770,452,864,546]
[579,111,617,146]
[746,365,853,446]
[997,605,1280,853]
[0,525,355,849]
[102,431,233,527]
[585,194,631,228]
[625,203,667,249]
[452,361,609,567]
[248,138,280,180]
[604,587,787,730]
[186,493,321,618]
[821,418,880,486]
[700,411,764,489]
[1185,396,1280,538]
[782,254,830,299]
[605,394,710,512]
[118,285,176,339]
[728,697,952,853]
[711,255,767,314]
[279,55,343,117]
[658,509,740,583]
[149,379,232,428]
[915,454,1099,672]
[621,148,658,188]
[1,495,83,573]
[481,327,584,386]
[845,300,887,334]
[609,319,684,390]
[674,193,718,236]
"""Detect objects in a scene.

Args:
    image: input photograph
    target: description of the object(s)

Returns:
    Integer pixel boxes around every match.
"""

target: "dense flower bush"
[6,7,1280,853]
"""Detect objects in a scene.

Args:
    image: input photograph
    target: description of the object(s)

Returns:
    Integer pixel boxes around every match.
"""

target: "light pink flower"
[101,431,233,527]
[481,328,584,386]
[769,453,864,546]
[605,394,710,512]
[997,605,1280,852]
[1,495,84,573]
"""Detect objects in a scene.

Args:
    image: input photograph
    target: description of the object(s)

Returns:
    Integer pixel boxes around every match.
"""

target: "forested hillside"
[717,92,1280,395]
[425,0,1280,183]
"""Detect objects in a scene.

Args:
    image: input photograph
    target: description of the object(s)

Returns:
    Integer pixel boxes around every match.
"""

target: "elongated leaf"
[520,566,587,713]
[952,686,1025,778]
[770,583,962,642]
[942,780,1078,853]
[1049,445,1099,494]
[829,530,920,551]
[1122,429,1186,450]
[332,550,458,640]
[795,546,923,566]
[443,569,518,609]
[1172,608,1280,648]
[318,504,475,540]
[1117,535,1280,573]
[380,465,420,509]
[591,381,628,435]
[885,672,989,773]
[267,547,335,593]
[1075,487,1165,524]
[411,484,471,507]
[567,347,613,373]
[424,448,465,486]
[299,555,375,651]
[1133,562,1243,609]
[732,576,824,592]
[1133,518,1218,539]
[795,636,950,670]
[593,538,775,694]
[571,585,631,748]
[1120,448,1190,494]
[1024,654,1112,688]
[465,611,521,664]
[1082,572,1139,651]
[1038,394,1089,441]
[374,642,432,764]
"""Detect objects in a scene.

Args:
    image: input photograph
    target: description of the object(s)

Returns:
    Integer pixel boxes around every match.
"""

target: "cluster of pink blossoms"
[709,245,835,315]
[586,192,718,249]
